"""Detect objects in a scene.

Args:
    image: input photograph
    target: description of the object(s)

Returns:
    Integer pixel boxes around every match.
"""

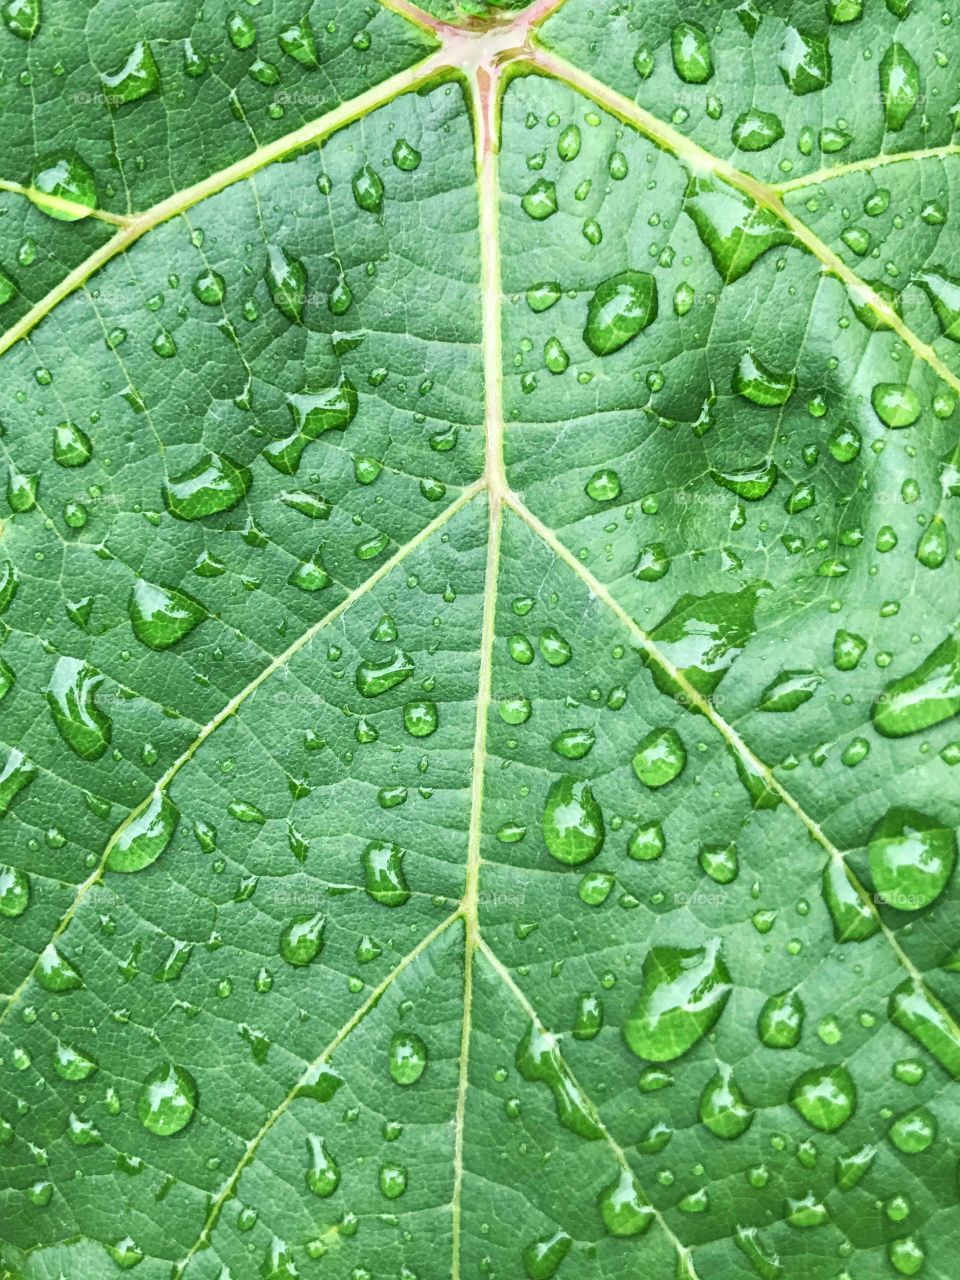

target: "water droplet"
[542,776,604,865]
[759,670,820,712]
[46,656,111,760]
[872,382,920,429]
[583,270,658,356]
[305,1135,339,1196]
[624,939,731,1061]
[672,21,713,83]
[279,913,325,965]
[790,1064,856,1131]
[873,633,960,736]
[53,1041,98,1080]
[598,1168,653,1236]
[632,727,685,788]
[0,863,29,917]
[880,43,919,130]
[732,109,784,152]
[2,0,41,40]
[403,700,438,738]
[137,1063,197,1135]
[52,421,92,467]
[700,1063,753,1138]
[106,790,180,873]
[362,841,410,907]
[0,748,37,817]
[266,244,307,322]
[889,979,960,1077]
[352,164,384,214]
[100,41,160,106]
[392,138,421,171]
[868,808,955,910]
[778,28,831,94]
[733,351,795,406]
[389,1030,427,1086]
[36,942,82,991]
[516,1021,602,1139]
[130,580,205,650]
[888,1107,936,1154]
[163,452,252,520]
[712,459,779,500]
[521,178,558,221]
[522,1229,571,1280]
[192,269,225,305]
[822,860,879,942]
[28,151,97,221]
[758,988,804,1048]
[684,175,797,282]
[278,17,318,67]
[356,648,414,697]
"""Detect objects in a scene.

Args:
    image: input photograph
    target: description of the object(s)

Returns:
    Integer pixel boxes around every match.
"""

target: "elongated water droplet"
[0,748,36,816]
[880,43,920,129]
[624,939,731,1061]
[138,1063,197,1135]
[106,791,180,873]
[712,459,778,500]
[836,1143,875,1190]
[523,1230,571,1280]
[868,808,955,910]
[647,583,765,698]
[915,267,960,341]
[266,244,307,322]
[889,979,960,1078]
[822,860,879,942]
[305,1135,339,1196]
[163,452,252,520]
[759,669,820,712]
[516,1022,602,1139]
[0,863,29,917]
[46,656,111,760]
[735,1225,782,1279]
[542,776,604,864]
[873,633,960,736]
[352,164,384,214]
[362,841,410,907]
[280,912,325,966]
[733,351,795,406]
[130,580,205,650]
[583,270,658,356]
[100,41,160,106]
[356,649,414,697]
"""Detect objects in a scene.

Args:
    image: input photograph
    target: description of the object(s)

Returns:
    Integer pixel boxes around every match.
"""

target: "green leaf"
[2,2,960,1278]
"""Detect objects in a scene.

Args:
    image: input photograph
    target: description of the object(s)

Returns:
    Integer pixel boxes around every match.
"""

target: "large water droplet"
[279,912,325,965]
[137,1063,197,1135]
[868,808,955,910]
[647,583,765,697]
[100,41,160,106]
[266,244,307,322]
[624,939,731,1061]
[29,152,97,221]
[790,1064,856,1131]
[880,43,919,129]
[36,942,82,992]
[0,748,36,817]
[632,727,686,788]
[699,1063,753,1138]
[163,452,252,520]
[362,841,410,907]
[130,580,205,650]
[356,648,414,697]
[778,28,831,93]
[583,270,658,357]
[672,21,713,83]
[106,790,180,872]
[683,175,798,282]
[733,351,795,406]
[822,860,879,942]
[522,1230,571,1280]
[389,1030,427,1086]
[758,988,804,1048]
[872,633,960,737]
[46,656,111,760]
[2,0,41,39]
[305,1135,340,1196]
[598,1168,653,1236]
[542,776,604,864]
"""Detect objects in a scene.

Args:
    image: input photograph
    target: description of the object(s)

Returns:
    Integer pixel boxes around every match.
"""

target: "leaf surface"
[1,2,959,1278]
